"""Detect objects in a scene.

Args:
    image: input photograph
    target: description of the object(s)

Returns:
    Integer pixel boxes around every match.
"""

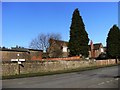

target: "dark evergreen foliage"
[68,8,89,57]
[106,25,120,58]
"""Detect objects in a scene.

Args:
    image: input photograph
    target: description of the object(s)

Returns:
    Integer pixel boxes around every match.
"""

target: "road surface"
[2,65,120,88]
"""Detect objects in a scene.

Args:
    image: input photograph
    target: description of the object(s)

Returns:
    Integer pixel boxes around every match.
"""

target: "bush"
[96,53,108,60]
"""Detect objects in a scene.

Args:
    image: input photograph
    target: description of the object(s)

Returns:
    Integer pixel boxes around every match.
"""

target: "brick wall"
[62,52,69,57]
[43,56,80,61]
[96,59,116,66]
[2,59,117,76]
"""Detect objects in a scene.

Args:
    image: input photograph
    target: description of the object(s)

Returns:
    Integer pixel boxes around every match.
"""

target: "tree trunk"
[115,56,118,64]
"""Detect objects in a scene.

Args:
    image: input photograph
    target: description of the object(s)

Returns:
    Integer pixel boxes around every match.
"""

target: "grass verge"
[2,64,119,80]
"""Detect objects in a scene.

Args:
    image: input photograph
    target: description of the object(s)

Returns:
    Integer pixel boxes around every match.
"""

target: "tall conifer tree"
[68,8,89,57]
[106,25,120,59]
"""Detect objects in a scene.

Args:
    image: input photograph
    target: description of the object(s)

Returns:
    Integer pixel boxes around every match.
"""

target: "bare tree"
[29,33,61,52]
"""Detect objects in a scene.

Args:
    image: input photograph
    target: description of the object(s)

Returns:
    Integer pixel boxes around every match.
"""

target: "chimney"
[90,40,94,58]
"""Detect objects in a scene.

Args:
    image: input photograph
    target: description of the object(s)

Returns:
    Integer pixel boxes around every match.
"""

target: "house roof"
[0,47,43,52]
[28,49,43,52]
[89,43,103,51]
[0,48,29,52]
[94,43,102,50]
[49,39,68,47]
[49,39,103,51]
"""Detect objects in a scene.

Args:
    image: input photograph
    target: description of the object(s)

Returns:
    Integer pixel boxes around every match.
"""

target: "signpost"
[11,54,25,75]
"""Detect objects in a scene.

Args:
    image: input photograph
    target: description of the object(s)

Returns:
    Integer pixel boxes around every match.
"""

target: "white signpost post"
[11,54,25,75]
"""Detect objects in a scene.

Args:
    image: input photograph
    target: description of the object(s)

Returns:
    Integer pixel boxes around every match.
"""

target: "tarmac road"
[2,65,120,88]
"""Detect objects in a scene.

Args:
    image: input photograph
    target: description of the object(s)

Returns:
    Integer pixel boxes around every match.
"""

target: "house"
[0,46,43,61]
[28,49,43,60]
[103,47,107,52]
[48,39,105,58]
[48,39,69,58]
[89,40,104,58]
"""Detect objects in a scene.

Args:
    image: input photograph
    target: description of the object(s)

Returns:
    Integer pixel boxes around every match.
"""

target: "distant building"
[0,46,43,61]
[89,40,104,58]
[48,39,69,58]
[48,39,105,58]
[28,49,43,60]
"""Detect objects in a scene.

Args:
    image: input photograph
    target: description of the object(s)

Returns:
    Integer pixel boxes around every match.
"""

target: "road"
[2,65,120,88]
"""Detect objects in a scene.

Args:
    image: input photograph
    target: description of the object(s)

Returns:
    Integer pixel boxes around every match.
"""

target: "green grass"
[2,64,119,80]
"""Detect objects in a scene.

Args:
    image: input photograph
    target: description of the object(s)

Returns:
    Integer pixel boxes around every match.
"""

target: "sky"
[2,2,118,48]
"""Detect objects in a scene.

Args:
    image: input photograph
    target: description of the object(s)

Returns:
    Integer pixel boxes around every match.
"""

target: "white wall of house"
[62,46,68,52]
[100,48,104,52]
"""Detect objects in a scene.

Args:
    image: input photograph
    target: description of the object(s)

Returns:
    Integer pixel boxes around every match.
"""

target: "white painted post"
[11,54,25,75]
[17,54,20,75]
